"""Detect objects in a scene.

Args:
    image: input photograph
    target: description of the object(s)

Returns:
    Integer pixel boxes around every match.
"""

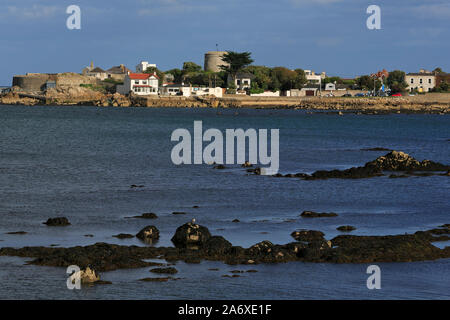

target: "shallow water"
[0,105,449,299]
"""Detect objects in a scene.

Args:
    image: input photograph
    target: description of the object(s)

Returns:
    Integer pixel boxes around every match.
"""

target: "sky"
[0,0,449,85]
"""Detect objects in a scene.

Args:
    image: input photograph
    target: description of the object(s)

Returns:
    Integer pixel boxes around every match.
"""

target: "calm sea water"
[0,105,449,299]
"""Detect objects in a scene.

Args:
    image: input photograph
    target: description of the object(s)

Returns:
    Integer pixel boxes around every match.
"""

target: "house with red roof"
[116,72,159,95]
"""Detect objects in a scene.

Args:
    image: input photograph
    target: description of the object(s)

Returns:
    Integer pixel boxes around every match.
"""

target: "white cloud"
[138,0,217,16]
[409,3,450,19]
[6,4,60,20]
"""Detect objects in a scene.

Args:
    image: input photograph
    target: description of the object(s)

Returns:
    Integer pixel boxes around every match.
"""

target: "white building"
[227,73,254,90]
[116,72,159,95]
[136,61,157,73]
[405,69,436,93]
[159,84,223,97]
[304,70,325,85]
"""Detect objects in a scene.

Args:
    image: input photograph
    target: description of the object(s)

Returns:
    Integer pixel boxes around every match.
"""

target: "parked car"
[391,93,402,97]
[343,93,352,97]
[355,93,365,97]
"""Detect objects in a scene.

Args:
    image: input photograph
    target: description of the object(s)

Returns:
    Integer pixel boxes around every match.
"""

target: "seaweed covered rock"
[136,226,160,242]
[204,236,233,255]
[291,230,325,242]
[43,217,71,226]
[133,213,158,219]
[171,222,211,248]
[365,151,449,172]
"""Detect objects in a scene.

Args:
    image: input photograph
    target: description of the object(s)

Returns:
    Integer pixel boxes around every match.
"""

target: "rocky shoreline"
[1,88,449,114]
[0,222,449,278]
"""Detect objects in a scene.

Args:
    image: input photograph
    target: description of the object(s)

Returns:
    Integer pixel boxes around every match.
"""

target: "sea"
[0,104,448,299]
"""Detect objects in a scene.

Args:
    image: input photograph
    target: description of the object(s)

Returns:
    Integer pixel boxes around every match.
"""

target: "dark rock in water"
[297,240,333,261]
[113,233,134,239]
[171,222,211,248]
[389,174,409,178]
[204,236,232,255]
[361,147,392,151]
[6,231,27,235]
[136,226,160,242]
[247,167,261,175]
[241,161,253,168]
[291,230,325,242]
[172,211,186,215]
[279,151,449,180]
[300,211,338,218]
[230,270,244,273]
[140,277,170,282]
[213,164,226,169]
[84,234,94,237]
[337,226,356,232]
[133,213,158,219]
[44,217,71,226]
[232,219,240,223]
[130,184,145,188]
[246,269,258,273]
[150,267,178,274]
[192,205,199,209]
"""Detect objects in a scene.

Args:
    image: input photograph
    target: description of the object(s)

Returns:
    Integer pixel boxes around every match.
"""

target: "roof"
[407,73,435,76]
[90,67,106,73]
[128,73,151,80]
[107,65,131,74]
[235,72,255,79]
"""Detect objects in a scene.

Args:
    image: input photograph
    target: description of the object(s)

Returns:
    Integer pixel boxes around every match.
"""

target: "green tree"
[242,65,272,91]
[182,62,202,74]
[270,67,299,91]
[144,67,164,86]
[355,75,372,90]
[220,51,254,84]
[387,70,408,93]
[433,67,444,74]
[165,68,183,83]
[293,69,307,89]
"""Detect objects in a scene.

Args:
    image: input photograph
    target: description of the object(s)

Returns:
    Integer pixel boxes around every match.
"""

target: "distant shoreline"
[1,91,449,114]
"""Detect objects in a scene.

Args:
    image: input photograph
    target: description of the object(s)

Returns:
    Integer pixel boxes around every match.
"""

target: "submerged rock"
[150,267,178,274]
[43,217,71,226]
[136,226,160,242]
[300,211,338,218]
[337,225,356,232]
[113,233,134,239]
[171,222,211,248]
[132,213,158,219]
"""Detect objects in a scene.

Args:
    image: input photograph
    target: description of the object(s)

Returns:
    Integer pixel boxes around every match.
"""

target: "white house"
[116,72,159,95]
[136,61,157,73]
[159,84,223,97]
[227,73,254,90]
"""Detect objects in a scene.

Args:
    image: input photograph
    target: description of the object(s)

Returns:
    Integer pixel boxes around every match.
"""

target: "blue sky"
[0,0,449,85]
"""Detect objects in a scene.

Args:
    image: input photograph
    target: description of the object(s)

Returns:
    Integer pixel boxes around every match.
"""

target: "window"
[243,80,249,85]
[135,80,139,84]
[419,79,423,84]
[410,78,414,84]
[143,81,147,84]
[428,79,431,84]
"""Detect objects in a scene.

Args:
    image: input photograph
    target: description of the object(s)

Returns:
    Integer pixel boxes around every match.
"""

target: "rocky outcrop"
[131,213,158,219]
[171,222,211,248]
[113,233,134,239]
[43,217,71,226]
[271,151,450,180]
[136,226,160,242]
[68,266,99,284]
[150,267,178,274]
